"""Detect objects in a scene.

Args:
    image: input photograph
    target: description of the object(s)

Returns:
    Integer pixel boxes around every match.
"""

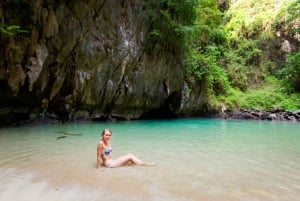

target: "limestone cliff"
[0,0,185,125]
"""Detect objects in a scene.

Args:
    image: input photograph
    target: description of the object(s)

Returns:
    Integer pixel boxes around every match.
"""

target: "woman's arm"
[97,142,103,169]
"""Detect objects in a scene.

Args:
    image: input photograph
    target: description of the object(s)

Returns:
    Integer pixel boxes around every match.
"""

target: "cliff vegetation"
[0,0,299,126]
[184,0,300,113]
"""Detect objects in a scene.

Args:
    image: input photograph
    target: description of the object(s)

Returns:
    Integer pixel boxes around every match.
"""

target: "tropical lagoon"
[0,118,300,201]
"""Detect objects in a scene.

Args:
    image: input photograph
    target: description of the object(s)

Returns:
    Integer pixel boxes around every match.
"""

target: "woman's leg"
[110,153,155,168]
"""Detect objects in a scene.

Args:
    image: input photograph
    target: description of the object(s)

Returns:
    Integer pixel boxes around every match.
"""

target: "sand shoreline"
[0,168,103,201]
[0,167,168,201]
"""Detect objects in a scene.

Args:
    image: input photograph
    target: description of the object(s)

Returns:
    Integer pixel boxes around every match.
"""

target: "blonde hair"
[101,128,112,136]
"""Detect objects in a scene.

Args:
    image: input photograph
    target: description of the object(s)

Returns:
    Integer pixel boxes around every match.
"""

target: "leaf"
[6,25,20,31]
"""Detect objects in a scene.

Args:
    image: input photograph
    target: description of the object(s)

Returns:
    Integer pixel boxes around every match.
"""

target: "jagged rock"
[73,110,90,121]
[7,65,26,96]
[268,113,277,120]
[224,109,300,122]
[0,0,184,125]
[0,0,299,126]
[26,44,49,91]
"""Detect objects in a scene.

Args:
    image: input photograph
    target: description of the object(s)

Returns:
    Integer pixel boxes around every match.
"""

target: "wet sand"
[0,168,100,201]
[0,167,189,201]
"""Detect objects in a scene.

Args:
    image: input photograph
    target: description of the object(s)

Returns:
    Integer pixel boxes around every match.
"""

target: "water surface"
[0,119,300,201]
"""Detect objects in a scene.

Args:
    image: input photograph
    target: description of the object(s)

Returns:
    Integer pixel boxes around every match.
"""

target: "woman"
[97,128,155,169]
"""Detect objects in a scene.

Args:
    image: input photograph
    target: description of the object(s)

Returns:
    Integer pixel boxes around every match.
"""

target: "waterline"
[0,119,300,201]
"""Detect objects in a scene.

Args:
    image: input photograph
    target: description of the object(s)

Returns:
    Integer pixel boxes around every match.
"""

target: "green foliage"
[184,0,229,98]
[0,0,33,37]
[184,0,300,111]
[222,37,263,91]
[271,0,300,92]
[219,76,300,110]
[185,49,206,79]
[222,0,279,91]
[0,24,30,36]
[196,0,226,47]
[273,0,300,37]
[144,0,199,50]
[225,0,289,39]
[185,45,230,94]
[280,52,300,92]
[226,63,248,91]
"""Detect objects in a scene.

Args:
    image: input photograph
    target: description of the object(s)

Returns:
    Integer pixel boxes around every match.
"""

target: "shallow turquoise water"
[0,119,300,201]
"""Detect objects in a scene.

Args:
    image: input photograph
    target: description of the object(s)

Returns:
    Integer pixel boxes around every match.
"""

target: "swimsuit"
[104,159,113,168]
[101,146,112,168]
[102,147,112,156]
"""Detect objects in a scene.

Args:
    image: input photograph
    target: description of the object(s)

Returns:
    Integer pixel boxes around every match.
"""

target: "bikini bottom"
[104,159,113,168]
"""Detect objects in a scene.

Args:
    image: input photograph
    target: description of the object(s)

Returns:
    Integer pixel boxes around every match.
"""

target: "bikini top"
[102,147,112,156]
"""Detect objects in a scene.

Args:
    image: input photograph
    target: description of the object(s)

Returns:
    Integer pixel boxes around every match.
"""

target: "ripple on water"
[0,119,300,201]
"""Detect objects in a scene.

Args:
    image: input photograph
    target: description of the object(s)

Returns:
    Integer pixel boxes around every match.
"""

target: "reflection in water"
[0,119,300,201]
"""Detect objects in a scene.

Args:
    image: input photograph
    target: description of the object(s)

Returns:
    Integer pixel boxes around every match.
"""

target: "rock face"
[1,1,298,126]
[0,0,184,125]
[223,109,300,122]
